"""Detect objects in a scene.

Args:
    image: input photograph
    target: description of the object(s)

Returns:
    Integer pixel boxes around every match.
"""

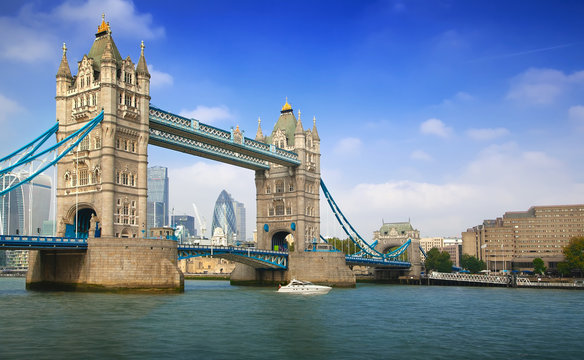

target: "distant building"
[373,221,420,253]
[0,172,52,271]
[420,237,462,267]
[172,214,196,237]
[147,166,169,231]
[233,200,246,242]
[211,190,237,244]
[462,204,584,272]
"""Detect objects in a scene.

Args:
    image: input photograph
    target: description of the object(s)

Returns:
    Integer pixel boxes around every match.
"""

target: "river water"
[0,278,582,359]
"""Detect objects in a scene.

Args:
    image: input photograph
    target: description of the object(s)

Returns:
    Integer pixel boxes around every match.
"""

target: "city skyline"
[1,1,583,238]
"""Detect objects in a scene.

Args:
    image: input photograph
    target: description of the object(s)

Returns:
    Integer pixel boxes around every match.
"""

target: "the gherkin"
[211,190,237,244]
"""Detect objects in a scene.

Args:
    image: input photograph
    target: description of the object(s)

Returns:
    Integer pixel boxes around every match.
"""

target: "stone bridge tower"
[254,99,321,252]
[55,17,150,239]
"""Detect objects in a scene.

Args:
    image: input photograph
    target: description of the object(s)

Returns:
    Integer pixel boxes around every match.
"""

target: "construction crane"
[192,203,207,238]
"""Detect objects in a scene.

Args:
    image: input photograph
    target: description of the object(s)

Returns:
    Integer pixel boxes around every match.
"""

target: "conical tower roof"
[312,116,320,141]
[86,15,123,71]
[56,43,72,78]
[136,41,149,76]
[266,98,297,146]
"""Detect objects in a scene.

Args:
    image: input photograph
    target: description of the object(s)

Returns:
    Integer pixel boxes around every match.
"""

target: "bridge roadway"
[0,235,411,270]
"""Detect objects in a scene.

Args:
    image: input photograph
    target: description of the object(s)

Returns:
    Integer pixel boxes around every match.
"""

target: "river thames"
[0,278,582,359]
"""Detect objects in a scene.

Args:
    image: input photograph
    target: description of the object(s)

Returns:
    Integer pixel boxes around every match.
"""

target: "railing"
[429,271,510,285]
[0,235,87,249]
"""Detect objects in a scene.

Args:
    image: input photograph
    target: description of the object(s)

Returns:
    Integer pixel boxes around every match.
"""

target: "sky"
[1,0,583,240]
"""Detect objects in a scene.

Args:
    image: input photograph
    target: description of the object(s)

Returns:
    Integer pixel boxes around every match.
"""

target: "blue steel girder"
[345,255,411,269]
[177,245,288,269]
[0,235,88,250]
[148,106,300,170]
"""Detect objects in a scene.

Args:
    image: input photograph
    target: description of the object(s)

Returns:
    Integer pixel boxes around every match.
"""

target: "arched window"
[275,181,284,193]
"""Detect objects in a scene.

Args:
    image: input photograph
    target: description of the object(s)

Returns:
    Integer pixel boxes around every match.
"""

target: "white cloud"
[149,64,173,88]
[466,127,510,141]
[410,150,432,161]
[568,105,584,131]
[0,94,24,123]
[334,137,362,155]
[420,118,452,137]
[507,68,584,105]
[321,142,582,238]
[54,0,164,39]
[179,105,233,124]
[0,0,164,63]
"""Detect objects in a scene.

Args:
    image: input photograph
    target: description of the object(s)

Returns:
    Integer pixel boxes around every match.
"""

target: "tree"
[461,254,486,274]
[424,247,453,273]
[557,262,571,277]
[532,258,547,275]
[563,236,584,277]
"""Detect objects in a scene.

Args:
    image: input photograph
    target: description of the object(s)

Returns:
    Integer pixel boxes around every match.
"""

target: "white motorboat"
[277,279,332,294]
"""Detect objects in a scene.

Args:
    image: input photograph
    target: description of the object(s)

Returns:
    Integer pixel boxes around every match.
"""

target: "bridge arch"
[65,203,97,239]
[270,230,293,251]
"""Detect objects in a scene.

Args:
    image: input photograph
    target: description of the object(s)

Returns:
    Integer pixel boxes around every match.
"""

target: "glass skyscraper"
[233,200,246,242]
[211,190,237,244]
[0,172,52,270]
[147,166,169,231]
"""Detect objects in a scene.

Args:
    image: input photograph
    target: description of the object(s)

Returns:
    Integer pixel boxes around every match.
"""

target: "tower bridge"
[0,17,418,291]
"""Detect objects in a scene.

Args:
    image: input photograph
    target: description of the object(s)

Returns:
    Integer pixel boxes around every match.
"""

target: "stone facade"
[254,101,321,252]
[462,204,584,271]
[55,18,150,239]
[373,221,422,275]
[26,238,183,291]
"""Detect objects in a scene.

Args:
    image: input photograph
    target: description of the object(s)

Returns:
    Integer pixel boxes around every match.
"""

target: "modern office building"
[462,204,584,271]
[211,190,237,244]
[233,200,246,242]
[147,166,169,231]
[172,214,196,237]
[0,172,52,270]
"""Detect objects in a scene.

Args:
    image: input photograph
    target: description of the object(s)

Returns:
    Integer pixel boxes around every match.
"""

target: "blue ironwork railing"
[0,235,87,249]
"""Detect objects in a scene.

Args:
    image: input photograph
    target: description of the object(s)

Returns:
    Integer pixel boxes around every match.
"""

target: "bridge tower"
[254,99,321,253]
[55,17,150,238]
[231,100,355,286]
[27,16,182,291]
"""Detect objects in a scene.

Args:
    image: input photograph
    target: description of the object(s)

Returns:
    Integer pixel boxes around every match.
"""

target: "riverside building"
[462,204,584,272]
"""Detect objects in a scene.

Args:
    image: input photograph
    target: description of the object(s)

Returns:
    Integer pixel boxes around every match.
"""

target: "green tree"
[461,254,486,274]
[424,247,453,273]
[532,258,547,275]
[563,236,584,277]
[557,261,571,277]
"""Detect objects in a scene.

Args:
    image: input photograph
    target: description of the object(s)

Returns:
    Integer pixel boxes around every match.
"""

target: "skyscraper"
[233,200,246,242]
[1,172,52,270]
[211,190,237,244]
[147,166,169,231]
[1,172,52,236]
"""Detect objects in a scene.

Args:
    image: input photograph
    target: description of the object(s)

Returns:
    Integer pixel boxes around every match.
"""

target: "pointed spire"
[312,116,320,141]
[255,116,264,141]
[56,42,72,78]
[295,109,304,135]
[136,40,150,76]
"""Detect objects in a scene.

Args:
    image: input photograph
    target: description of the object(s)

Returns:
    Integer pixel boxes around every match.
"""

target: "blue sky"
[1,0,583,239]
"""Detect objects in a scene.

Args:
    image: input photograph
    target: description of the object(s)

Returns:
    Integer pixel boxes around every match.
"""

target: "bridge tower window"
[276,181,284,193]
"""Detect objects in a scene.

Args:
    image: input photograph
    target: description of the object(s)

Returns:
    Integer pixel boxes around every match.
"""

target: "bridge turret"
[56,43,73,125]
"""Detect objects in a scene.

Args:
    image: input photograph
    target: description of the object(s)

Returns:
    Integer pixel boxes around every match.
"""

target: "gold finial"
[298,110,301,120]
[281,97,292,111]
[258,116,261,125]
[62,42,67,56]
[313,116,316,126]
[97,13,110,33]
[140,40,145,55]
